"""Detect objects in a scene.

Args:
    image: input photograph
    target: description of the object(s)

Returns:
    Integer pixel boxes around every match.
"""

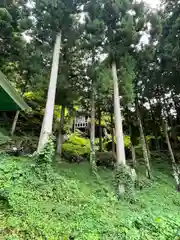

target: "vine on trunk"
[115,165,136,202]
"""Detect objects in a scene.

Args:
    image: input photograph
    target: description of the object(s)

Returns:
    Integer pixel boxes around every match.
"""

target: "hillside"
[0,155,180,240]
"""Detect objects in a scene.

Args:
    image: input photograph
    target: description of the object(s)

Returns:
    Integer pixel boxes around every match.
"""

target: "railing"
[75,121,88,129]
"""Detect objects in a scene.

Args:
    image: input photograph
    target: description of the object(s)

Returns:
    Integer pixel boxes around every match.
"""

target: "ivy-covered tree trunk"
[163,120,180,185]
[112,61,126,166]
[90,86,97,171]
[112,61,134,199]
[56,105,65,156]
[37,32,61,153]
[11,111,20,136]
[136,102,151,179]
[98,108,103,152]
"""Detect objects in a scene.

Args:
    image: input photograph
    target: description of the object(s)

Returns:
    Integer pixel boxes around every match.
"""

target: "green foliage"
[90,151,97,173]
[146,135,156,144]
[104,135,131,151]
[96,64,112,93]
[120,54,136,104]
[0,8,13,38]
[124,135,131,149]
[135,146,143,158]
[37,137,55,164]
[115,165,135,202]
[62,133,90,161]
[0,131,11,146]
[0,127,9,136]
[0,135,39,155]
[135,174,152,190]
[1,155,180,239]
[96,151,116,169]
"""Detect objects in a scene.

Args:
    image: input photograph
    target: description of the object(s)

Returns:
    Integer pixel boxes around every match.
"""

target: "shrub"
[0,131,11,146]
[0,135,39,155]
[62,133,90,162]
[96,151,116,169]
[104,136,131,151]
[135,174,152,190]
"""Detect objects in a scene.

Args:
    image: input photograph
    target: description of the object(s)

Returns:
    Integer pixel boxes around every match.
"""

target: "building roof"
[0,71,29,111]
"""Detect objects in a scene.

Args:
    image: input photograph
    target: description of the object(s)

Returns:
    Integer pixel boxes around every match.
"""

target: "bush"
[62,133,90,162]
[135,145,143,158]
[0,135,39,155]
[104,136,131,151]
[135,175,152,190]
[0,131,11,146]
[96,151,116,169]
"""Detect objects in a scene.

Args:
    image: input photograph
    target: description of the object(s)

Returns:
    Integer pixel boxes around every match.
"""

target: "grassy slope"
[0,156,180,240]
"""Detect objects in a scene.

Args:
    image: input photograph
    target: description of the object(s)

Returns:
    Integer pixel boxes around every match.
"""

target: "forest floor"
[0,154,180,240]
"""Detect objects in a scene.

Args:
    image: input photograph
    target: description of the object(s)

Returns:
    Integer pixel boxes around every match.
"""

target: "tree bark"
[90,87,96,170]
[37,32,61,153]
[98,107,103,152]
[73,116,76,133]
[163,120,180,185]
[136,102,151,179]
[145,136,151,160]
[148,99,160,150]
[111,61,126,166]
[159,92,180,185]
[56,105,65,156]
[129,123,136,168]
[131,144,136,169]
[67,108,74,133]
[127,108,137,168]
[10,83,27,137]
[11,111,20,136]
[171,93,180,125]
[110,111,115,156]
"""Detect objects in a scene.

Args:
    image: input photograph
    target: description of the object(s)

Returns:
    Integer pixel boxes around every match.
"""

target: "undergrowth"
[0,153,180,239]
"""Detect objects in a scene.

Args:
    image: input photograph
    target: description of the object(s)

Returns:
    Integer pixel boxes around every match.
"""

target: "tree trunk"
[112,61,126,166]
[110,111,115,157]
[171,93,180,125]
[148,99,160,151]
[160,92,180,186]
[90,87,97,170]
[37,32,61,153]
[145,136,151,160]
[11,111,20,136]
[10,83,27,137]
[129,124,136,168]
[73,116,76,133]
[56,105,65,156]
[131,144,136,169]
[98,108,103,152]
[163,120,180,185]
[136,102,151,179]
[67,108,74,133]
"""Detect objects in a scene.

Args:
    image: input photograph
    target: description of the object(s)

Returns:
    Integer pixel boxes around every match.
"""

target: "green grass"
[0,155,180,240]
